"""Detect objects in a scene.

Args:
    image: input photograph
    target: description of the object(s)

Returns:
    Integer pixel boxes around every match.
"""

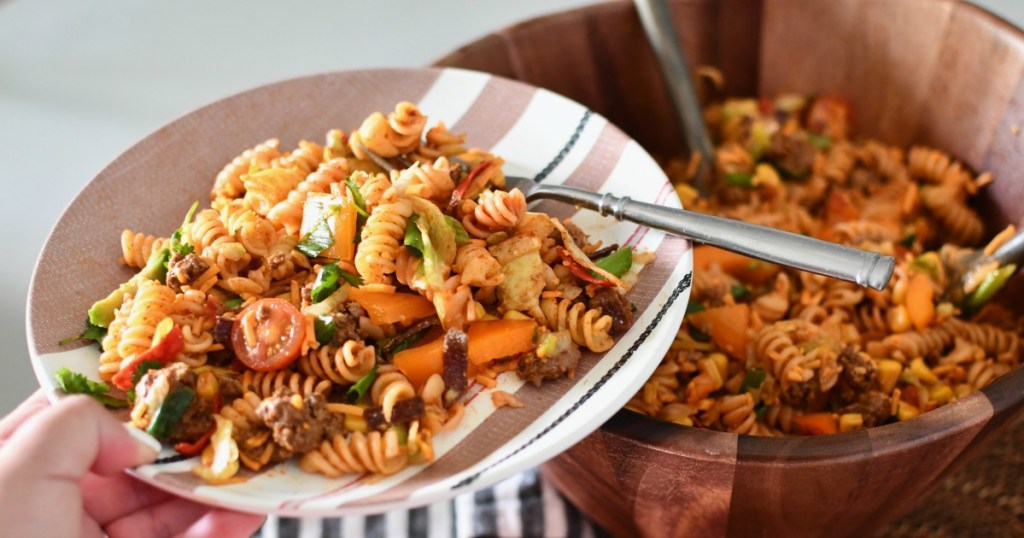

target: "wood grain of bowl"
[435,0,1024,536]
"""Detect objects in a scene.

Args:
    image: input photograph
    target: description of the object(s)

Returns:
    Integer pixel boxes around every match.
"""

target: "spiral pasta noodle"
[119,230,167,269]
[298,340,375,384]
[355,195,413,284]
[461,188,527,238]
[539,297,615,353]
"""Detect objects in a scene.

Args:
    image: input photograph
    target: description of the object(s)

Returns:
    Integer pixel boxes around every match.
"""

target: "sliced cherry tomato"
[230,298,305,372]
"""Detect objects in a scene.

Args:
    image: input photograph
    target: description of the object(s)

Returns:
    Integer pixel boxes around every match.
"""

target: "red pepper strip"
[557,248,616,287]
[111,324,185,390]
[173,425,214,457]
[450,159,493,208]
[205,295,224,318]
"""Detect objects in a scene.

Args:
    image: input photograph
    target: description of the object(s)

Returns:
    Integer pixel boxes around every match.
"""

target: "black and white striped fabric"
[255,468,610,538]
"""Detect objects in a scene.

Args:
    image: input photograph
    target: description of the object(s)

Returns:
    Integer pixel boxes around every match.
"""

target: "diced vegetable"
[446,216,470,245]
[404,215,424,257]
[906,273,935,330]
[347,365,378,403]
[730,283,751,301]
[55,367,127,408]
[966,263,1017,313]
[558,248,615,287]
[311,263,360,303]
[298,193,357,260]
[594,246,633,278]
[686,302,706,315]
[693,246,779,286]
[147,386,196,439]
[174,426,215,456]
[466,319,537,365]
[792,413,838,436]
[724,171,753,187]
[223,295,245,311]
[347,288,436,325]
[314,315,337,345]
[838,413,862,433]
[685,303,750,360]
[740,367,766,393]
[393,337,444,389]
[875,359,903,394]
[345,176,370,218]
[112,318,184,390]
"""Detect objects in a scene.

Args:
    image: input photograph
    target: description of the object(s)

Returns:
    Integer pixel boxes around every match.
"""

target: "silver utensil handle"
[536,185,895,290]
[992,229,1024,267]
[633,0,715,192]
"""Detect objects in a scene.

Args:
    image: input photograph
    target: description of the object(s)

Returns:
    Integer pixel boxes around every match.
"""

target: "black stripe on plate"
[277,517,300,538]
[473,487,499,536]
[152,453,193,465]
[321,517,340,538]
[453,271,693,489]
[532,110,592,183]
[364,514,385,538]
[407,506,429,538]
[519,469,545,537]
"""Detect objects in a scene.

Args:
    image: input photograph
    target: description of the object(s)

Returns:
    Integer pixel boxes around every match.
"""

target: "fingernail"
[123,424,162,459]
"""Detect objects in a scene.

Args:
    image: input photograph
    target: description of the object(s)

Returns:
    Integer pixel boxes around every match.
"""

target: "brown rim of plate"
[432,0,1024,458]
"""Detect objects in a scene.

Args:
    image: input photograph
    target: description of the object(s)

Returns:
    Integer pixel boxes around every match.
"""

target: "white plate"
[26,67,692,516]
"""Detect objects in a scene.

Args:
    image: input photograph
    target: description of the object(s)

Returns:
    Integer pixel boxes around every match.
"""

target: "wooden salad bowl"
[436,0,1024,535]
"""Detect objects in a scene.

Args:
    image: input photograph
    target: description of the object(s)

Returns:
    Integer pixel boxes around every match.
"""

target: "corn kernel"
[196,370,220,400]
[502,310,531,321]
[929,384,955,405]
[839,413,864,432]
[897,401,920,421]
[752,163,782,189]
[875,359,903,394]
[888,305,911,333]
[345,414,368,433]
[909,358,938,385]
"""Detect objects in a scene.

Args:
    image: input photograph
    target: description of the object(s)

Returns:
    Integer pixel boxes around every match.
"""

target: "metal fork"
[358,143,894,290]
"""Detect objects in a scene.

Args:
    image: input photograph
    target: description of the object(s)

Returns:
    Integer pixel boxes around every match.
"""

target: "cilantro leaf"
[346,176,370,218]
[59,321,107,346]
[55,367,127,408]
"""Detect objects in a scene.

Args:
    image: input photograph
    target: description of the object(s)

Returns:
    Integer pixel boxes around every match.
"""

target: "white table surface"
[2,0,1022,416]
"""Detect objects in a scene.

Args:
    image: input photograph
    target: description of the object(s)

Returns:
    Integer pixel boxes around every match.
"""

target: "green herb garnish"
[55,367,127,408]
[314,315,337,345]
[296,216,335,258]
[347,366,378,403]
[404,215,424,257]
[345,176,370,218]
[59,321,107,346]
[594,246,633,278]
[741,367,767,393]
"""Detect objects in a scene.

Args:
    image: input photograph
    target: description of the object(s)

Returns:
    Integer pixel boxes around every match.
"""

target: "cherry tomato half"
[231,298,306,372]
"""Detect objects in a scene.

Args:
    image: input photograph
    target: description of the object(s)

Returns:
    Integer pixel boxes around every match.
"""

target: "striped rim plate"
[26,67,693,516]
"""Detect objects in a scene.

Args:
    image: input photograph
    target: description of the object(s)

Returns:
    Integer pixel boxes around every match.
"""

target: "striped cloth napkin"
[256,468,609,538]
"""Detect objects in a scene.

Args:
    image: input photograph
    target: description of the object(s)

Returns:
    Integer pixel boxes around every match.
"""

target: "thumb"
[1,395,160,480]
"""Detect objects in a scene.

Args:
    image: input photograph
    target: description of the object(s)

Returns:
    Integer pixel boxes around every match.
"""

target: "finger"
[181,509,267,538]
[0,395,158,481]
[0,390,51,442]
[104,496,221,538]
[81,472,174,526]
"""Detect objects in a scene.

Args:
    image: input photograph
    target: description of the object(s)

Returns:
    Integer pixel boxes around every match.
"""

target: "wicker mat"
[875,416,1024,537]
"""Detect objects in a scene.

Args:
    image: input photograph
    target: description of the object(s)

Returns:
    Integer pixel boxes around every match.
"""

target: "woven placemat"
[875,416,1024,537]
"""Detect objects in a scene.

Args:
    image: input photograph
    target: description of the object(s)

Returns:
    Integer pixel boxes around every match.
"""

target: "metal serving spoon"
[357,143,895,291]
[952,229,1024,298]
[633,0,715,195]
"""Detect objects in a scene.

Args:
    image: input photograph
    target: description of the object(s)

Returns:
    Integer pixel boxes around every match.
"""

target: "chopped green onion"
[311,263,342,303]
[724,171,754,187]
[296,216,335,258]
[731,283,751,301]
[900,233,917,248]
[807,132,832,150]
[347,366,378,403]
[741,367,767,393]
[314,315,337,345]
[594,246,633,278]
[686,302,706,315]
[147,387,196,439]
[223,295,245,310]
[966,263,1017,313]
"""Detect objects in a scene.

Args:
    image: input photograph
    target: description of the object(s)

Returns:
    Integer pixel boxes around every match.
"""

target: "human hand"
[0,390,266,537]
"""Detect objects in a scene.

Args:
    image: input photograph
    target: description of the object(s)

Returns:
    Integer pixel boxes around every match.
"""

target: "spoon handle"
[633,0,715,193]
[992,229,1024,267]
[533,184,895,290]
